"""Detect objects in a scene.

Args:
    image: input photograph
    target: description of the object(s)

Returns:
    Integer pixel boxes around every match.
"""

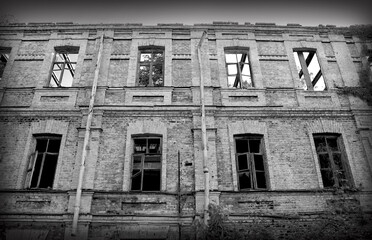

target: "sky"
[1,0,371,27]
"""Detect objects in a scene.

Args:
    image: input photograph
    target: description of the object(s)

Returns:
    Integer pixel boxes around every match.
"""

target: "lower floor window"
[235,134,267,190]
[27,135,61,189]
[314,134,350,188]
[131,135,162,191]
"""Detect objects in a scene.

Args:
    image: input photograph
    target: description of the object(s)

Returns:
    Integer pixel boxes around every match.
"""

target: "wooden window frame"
[137,47,165,87]
[235,134,267,190]
[313,134,351,188]
[225,50,253,88]
[0,47,11,79]
[130,134,162,192]
[26,135,61,189]
[49,46,79,87]
[293,49,325,91]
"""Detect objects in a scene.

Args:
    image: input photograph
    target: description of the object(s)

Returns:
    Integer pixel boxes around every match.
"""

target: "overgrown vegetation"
[337,24,372,105]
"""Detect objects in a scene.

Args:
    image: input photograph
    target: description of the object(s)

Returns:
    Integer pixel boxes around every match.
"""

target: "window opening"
[50,47,79,87]
[0,48,11,79]
[27,135,61,189]
[225,51,253,88]
[235,135,267,190]
[293,50,325,91]
[138,48,164,87]
[314,134,349,188]
[131,136,162,191]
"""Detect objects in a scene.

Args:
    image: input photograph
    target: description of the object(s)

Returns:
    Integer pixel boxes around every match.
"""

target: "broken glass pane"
[237,154,248,171]
[239,172,251,190]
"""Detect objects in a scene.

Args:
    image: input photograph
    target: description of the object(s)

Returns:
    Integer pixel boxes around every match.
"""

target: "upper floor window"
[50,46,79,87]
[137,47,164,87]
[225,50,253,88]
[313,134,350,188]
[235,134,267,190]
[131,135,162,191]
[0,47,11,80]
[293,50,325,91]
[26,135,61,189]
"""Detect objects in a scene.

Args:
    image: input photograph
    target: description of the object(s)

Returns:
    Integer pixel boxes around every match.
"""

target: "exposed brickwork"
[0,22,371,239]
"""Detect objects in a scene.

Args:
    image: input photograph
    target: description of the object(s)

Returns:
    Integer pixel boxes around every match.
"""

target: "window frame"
[313,134,351,188]
[27,134,62,189]
[234,134,267,191]
[224,49,254,89]
[49,46,79,87]
[0,47,11,80]
[293,49,325,91]
[137,47,165,87]
[130,134,162,192]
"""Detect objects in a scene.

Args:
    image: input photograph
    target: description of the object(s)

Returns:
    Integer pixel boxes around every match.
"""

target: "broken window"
[314,134,350,188]
[225,51,253,88]
[137,47,164,87]
[26,135,61,189]
[293,50,325,91]
[50,46,79,87]
[235,135,267,190]
[0,47,11,80]
[131,135,162,191]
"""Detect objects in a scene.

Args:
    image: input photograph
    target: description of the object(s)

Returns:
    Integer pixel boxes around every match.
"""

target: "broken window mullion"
[58,62,66,86]
[297,52,313,90]
[36,152,47,188]
[311,70,322,87]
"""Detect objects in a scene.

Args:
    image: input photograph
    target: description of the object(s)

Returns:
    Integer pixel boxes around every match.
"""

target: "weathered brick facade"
[0,22,371,239]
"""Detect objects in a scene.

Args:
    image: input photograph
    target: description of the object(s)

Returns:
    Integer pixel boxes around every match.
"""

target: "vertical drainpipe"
[72,34,104,236]
[197,31,209,225]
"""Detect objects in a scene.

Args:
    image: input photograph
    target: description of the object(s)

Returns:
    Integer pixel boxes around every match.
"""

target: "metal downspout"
[197,31,209,225]
[72,34,104,236]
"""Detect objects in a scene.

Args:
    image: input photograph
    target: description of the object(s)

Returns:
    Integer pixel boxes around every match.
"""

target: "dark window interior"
[131,136,162,191]
[314,134,349,188]
[29,135,61,189]
[235,135,267,190]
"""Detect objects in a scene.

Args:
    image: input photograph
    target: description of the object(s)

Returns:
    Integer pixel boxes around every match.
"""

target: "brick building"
[0,22,371,239]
